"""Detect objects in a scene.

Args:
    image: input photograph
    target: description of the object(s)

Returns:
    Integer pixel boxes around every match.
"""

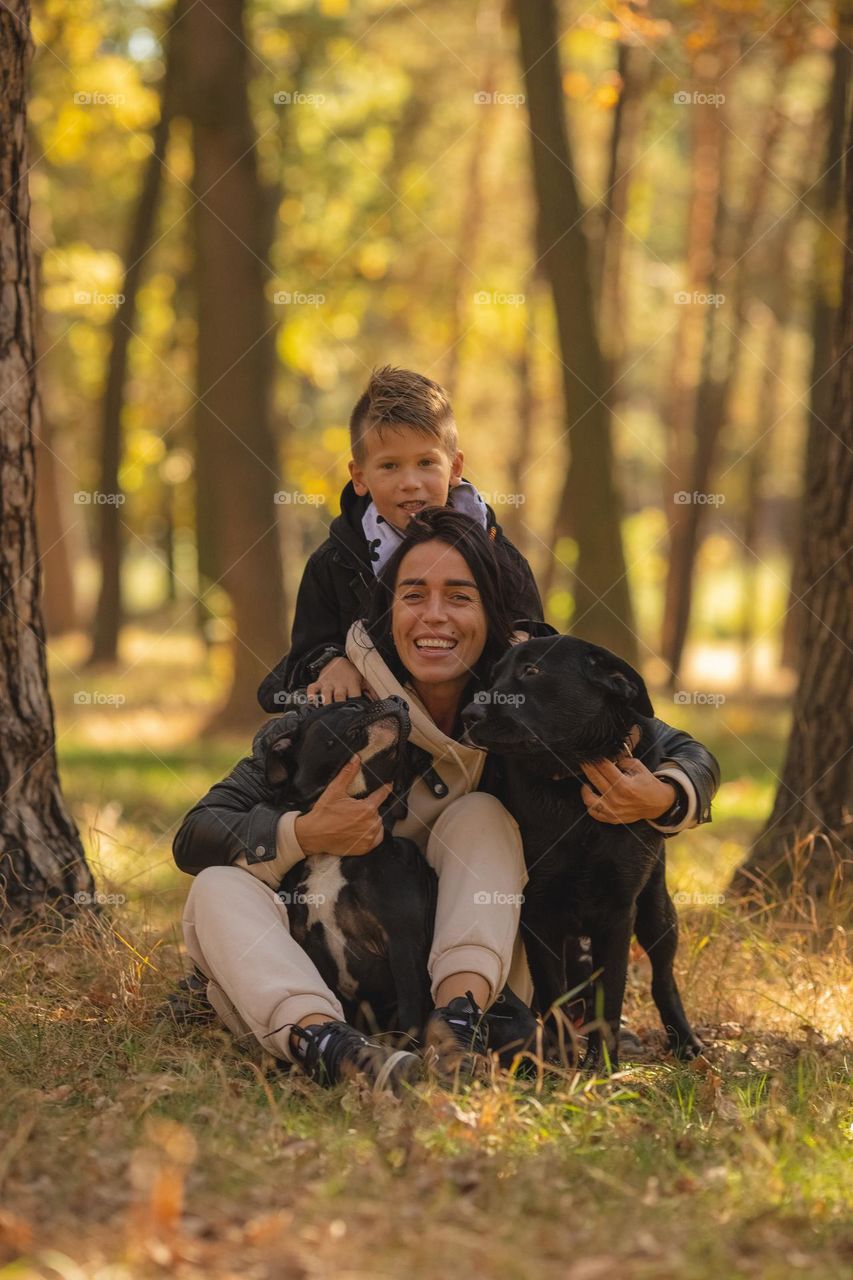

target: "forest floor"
[1,626,850,1279]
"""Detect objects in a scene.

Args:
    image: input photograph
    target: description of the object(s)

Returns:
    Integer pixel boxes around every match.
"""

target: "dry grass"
[1,858,850,1280]
[0,632,850,1277]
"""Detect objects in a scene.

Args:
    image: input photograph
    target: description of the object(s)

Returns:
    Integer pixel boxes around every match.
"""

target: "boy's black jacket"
[258,480,544,712]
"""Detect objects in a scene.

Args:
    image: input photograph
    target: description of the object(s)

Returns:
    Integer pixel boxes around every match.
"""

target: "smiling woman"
[174,508,718,1094]
[173,507,538,1092]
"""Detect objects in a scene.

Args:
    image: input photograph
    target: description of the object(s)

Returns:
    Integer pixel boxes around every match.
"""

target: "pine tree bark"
[514,0,636,662]
[0,0,93,920]
[744,106,853,894]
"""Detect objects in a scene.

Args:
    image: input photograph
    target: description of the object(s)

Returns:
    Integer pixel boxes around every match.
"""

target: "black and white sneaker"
[424,991,489,1081]
[156,967,216,1026]
[289,1020,422,1096]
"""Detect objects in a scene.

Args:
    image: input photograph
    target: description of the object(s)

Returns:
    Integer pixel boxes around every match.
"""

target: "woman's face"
[391,540,488,686]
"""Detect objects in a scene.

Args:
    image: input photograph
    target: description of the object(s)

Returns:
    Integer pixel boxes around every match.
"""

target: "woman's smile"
[392,541,487,693]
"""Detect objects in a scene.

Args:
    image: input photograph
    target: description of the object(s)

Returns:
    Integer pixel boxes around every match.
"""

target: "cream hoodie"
[242,620,492,885]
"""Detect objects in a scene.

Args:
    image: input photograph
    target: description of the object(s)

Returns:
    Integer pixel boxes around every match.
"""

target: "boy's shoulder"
[305,482,371,571]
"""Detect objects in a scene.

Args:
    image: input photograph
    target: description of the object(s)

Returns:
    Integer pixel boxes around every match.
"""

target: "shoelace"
[291,1020,417,1091]
[289,1020,372,1083]
[443,990,489,1056]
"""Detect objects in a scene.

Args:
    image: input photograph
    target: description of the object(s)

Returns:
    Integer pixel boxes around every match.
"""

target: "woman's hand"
[307,656,365,704]
[581,757,676,825]
[293,757,392,855]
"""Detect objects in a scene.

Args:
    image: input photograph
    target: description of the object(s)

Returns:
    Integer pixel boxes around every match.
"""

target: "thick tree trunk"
[186,0,286,730]
[514,0,636,663]
[87,1,184,666]
[744,107,853,895]
[0,1,93,921]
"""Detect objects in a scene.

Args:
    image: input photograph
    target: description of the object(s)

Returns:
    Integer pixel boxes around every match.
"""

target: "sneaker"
[289,1020,422,1096]
[156,968,216,1026]
[424,990,489,1081]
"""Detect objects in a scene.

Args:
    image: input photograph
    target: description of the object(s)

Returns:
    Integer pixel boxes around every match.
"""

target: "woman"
[173,509,717,1093]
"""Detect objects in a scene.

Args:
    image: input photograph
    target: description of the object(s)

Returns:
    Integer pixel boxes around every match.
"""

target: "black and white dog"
[253,695,437,1040]
[462,637,704,1070]
[253,695,541,1065]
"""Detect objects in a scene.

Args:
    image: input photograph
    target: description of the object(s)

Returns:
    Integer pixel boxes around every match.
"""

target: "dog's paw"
[670,1034,705,1061]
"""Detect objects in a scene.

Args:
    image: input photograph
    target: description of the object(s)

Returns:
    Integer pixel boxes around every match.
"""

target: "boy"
[257,365,543,711]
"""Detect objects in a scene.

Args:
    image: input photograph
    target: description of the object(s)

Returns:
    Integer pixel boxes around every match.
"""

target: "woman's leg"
[182,865,345,1063]
[424,791,528,1012]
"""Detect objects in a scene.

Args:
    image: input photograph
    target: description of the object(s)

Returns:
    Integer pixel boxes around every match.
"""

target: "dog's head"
[252,693,411,807]
[460,637,654,774]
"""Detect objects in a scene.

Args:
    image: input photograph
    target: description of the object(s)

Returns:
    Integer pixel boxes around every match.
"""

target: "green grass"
[0,628,850,1278]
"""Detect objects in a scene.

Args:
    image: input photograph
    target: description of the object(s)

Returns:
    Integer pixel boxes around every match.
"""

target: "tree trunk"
[739,282,789,686]
[744,107,853,895]
[186,0,286,730]
[444,30,498,401]
[661,76,788,685]
[781,29,850,670]
[595,41,650,385]
[514,0,636,663]
[86,1,184,666]
[501,288,535,556]
[0,1,93,921]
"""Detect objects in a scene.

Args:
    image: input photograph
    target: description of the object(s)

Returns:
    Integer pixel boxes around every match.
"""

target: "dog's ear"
[265,737,295,787]
[586,651,654,718]
[252,710,301,786]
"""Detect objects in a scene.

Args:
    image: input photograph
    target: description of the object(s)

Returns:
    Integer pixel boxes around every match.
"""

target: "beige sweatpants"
[182,791,531,1063]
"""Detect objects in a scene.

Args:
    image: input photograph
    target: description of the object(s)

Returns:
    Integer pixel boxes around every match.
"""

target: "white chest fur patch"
[302,856,359,999]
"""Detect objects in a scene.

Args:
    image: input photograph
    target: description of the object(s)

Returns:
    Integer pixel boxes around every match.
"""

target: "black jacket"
[173,696,720,881]
[257,480,544,711]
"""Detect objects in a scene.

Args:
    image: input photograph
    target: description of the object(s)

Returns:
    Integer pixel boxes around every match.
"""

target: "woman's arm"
[172,753,303,881]
[172,750,394,886]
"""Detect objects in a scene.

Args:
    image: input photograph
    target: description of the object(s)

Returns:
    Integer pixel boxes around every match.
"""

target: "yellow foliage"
[126,429,167,469]
[322,427,350,456]
[278,198,304,226]
[562,72,590,99]
[358,243,390,280]
[42,244,125,317]
[331,313,359,340]
[594,83,621,109]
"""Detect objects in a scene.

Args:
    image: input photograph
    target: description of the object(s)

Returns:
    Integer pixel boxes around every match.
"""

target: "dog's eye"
[521,663,540,677]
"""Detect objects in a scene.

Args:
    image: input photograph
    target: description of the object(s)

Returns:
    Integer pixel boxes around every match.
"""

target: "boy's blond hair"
[349,366,458,465]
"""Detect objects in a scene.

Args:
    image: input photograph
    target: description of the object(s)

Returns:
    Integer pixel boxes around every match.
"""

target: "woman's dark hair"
[361,506,525,689]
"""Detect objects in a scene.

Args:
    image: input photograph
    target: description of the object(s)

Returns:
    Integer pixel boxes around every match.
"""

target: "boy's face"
[349,424,463,531]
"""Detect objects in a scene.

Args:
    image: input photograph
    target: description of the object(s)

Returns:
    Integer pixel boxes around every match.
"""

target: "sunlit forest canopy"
[31,0,839,689]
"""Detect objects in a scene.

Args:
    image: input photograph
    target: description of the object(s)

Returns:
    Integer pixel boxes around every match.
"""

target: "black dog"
[252,695,437,1040]
[462,637,703,1070]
